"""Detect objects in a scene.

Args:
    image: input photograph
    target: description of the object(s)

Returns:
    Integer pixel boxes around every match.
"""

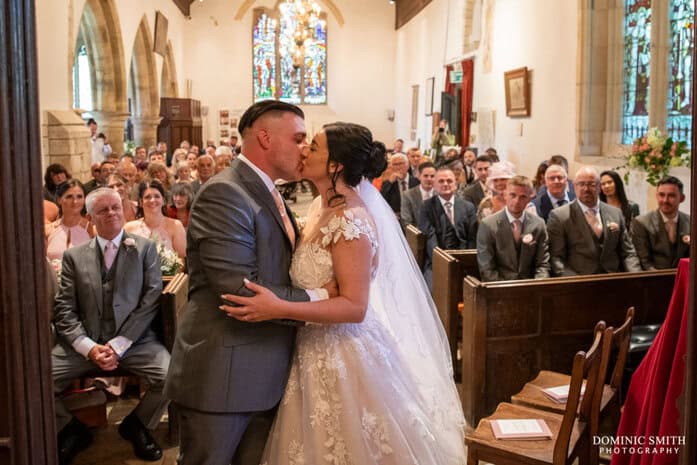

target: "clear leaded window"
[72,43,93,111]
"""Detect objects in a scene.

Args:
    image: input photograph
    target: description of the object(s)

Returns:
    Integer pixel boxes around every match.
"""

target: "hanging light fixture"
[281,0,324,69]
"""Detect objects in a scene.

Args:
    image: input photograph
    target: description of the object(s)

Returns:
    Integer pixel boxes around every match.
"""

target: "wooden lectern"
[157,98,202,150]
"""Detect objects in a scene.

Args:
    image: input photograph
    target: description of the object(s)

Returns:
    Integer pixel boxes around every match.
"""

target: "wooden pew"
[430,248,479,371]
[405,225,426,269]
[155,272,189,442]
[459,269,676,426]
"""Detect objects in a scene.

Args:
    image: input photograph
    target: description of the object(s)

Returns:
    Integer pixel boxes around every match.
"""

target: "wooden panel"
[460,270,677,426]
[0,0,58,463]
[395,0,433,29]
[171,0,193,17]
[405,225,426,269]
[158,98,203,149]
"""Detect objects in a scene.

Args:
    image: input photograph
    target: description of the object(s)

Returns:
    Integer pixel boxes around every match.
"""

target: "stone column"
[131,115,162,149]
[42,110,92,181]
[90,110,131,155]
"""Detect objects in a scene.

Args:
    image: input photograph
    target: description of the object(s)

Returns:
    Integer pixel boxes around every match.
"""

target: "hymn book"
[541,383,585,403]
[490,419,553,440]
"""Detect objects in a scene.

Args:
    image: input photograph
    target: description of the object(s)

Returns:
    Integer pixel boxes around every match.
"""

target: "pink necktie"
[585,209,603,238]
[104,241,117,269]
[272,189,296,248]
[512,219,522,243]
[666,221,677,244]
[444,201,454,224]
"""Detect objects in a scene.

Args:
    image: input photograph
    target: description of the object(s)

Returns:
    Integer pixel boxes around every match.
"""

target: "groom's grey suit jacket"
[166,158,309,413]
[52,232,163,353]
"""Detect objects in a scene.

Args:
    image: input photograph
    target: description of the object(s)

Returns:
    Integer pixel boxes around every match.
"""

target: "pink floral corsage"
[123,237,136,248]
[682,235,690,244]
[607,222,619,232]
[522,234,535,245]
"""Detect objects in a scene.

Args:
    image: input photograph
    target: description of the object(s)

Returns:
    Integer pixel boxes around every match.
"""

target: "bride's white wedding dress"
[261,181,466,465]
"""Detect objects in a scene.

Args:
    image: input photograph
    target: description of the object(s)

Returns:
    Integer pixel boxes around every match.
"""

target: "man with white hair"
[380,152,419,215]
[52,188,169,464]
[532,164,576,222]
[548,166,640,276]
[191,154,215,194]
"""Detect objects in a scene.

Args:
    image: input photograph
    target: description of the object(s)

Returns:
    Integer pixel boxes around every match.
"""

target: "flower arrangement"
[156,241,183,276]
[622,127,690,186]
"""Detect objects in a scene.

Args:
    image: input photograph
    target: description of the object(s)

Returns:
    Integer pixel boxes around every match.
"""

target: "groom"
[166,101,333,465]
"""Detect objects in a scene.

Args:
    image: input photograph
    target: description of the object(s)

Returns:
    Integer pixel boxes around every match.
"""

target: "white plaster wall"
[35,0,187,114]
[395,0,577,176]
[183,0,396,144]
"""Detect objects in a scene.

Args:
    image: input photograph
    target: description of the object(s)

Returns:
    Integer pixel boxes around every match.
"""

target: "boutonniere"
[682,235,690,244]
[123,237,136,249]
[607,222,619,232]
[522,234,535,245]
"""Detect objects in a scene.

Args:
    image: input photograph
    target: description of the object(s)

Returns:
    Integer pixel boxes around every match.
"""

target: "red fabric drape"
[444,59,474,149]
[610,259,689,465]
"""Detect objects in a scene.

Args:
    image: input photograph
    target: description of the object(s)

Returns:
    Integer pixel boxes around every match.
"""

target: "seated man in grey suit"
[548,166,641,276]
[400,161,436,228]
[462,154,492,209]
[419,167,477,286]
[631,176,690,270]
[52,188,169,465]
[477,175,550,281]
[532,164,576,221]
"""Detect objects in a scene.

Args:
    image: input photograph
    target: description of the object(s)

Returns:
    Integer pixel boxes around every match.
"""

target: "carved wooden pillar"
[0,0,57,464]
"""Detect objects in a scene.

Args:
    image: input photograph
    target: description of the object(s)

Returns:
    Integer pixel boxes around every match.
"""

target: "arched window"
[253,4,327,105]
[72,42,93,111]
[621,0,694,145]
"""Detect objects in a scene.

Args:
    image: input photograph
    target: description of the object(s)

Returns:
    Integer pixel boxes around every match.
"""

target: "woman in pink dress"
[45,180,94,270]
[125,180,186,258]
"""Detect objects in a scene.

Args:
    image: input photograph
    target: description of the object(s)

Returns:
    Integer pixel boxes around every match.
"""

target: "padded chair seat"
[628,324,661,353]
[465,402,587,465]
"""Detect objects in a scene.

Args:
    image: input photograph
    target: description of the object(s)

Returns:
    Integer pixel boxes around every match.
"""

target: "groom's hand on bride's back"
[322,279,339,298]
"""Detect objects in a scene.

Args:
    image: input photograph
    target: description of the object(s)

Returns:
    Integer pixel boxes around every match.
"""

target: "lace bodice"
[290,207,377,289]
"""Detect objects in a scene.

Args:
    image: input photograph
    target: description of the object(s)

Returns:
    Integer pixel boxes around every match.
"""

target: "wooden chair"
[511,308,634,423]
[465,322,610,465]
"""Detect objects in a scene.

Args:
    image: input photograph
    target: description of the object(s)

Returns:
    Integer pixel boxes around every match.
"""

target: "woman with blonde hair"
[147,161,174,201]
[106,173,138,222]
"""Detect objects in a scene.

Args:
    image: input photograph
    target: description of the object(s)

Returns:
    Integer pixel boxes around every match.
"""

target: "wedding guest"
[45,180,94,264]
[407,147,423,178]
[463,149,477,185]
[148,150,165,164]
[477,175,550,281]
[462,155,492,209]
[83,163,104,194]
[431,120,455,164]
[631,176,690,270]
[532,164,576,222]
[52,188,168,465]
[400,161,436,228]
[43,163,71,204]
[134,146,148,163]
[532,160,549,194]
[393,138,405,154]
[380,153,419,216]
[419,167,477,286]
[548,166,641,276]
[117,160,137,190]
[600,170,640,226]
[175,162,193,183]
[191,155,215,194]
[125,180,186,259]
[170,148,188,174]
[146,162,174,201]
[107,173,138,222]
[485,147,499,162]
[44,200,59,223]
[215,153,233,174]
[186,152,199,180]
[477,161,515,221]
[167,182,194,228]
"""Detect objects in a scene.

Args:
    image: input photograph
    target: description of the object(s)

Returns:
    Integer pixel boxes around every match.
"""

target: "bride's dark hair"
[323,122,387,206]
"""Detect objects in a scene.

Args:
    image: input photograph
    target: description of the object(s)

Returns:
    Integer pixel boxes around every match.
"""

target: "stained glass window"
[252,5,327,105]
[622,0,651,145]
[73,43,93,110]
[666,0,694,143]
[253,13,277,101]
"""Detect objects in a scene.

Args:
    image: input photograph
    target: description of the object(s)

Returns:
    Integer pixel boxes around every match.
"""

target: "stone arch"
[234,0,344,26]
[76,0,129,148]
[161,41,179,98]
[128,15,160,147]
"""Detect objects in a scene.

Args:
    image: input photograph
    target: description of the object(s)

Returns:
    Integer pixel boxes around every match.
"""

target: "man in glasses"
[547,166,640,276]
[532,164,576,222]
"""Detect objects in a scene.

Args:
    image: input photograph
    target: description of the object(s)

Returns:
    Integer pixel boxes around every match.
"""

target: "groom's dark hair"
[238,101,304,137]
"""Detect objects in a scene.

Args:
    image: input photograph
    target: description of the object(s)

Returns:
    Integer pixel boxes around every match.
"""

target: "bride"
[220,122,466,464]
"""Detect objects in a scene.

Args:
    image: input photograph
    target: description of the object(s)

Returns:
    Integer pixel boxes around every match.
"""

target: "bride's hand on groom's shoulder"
[219,279,284,323]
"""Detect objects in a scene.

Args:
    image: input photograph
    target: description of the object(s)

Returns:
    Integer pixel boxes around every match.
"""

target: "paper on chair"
[490,419,553,440]
[542,383,585,403]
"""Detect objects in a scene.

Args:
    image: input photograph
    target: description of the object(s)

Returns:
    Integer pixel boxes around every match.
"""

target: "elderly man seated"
[52,188,169,465]
[381,152,419,216]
